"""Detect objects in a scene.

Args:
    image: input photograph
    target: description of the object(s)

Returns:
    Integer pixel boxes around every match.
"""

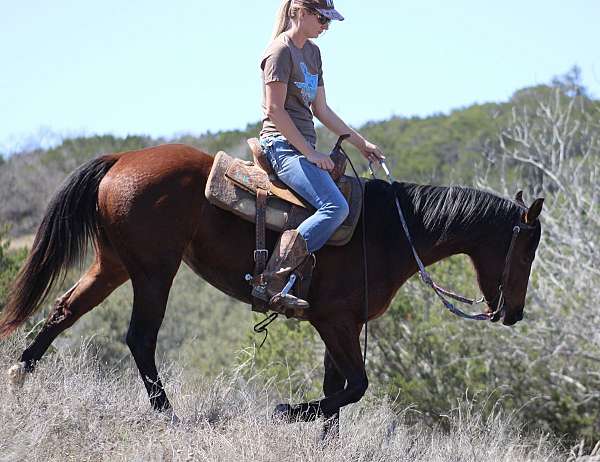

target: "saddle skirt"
[205,151,364,246]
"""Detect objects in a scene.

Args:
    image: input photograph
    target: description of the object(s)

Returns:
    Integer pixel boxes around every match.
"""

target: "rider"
[257,0,385,312]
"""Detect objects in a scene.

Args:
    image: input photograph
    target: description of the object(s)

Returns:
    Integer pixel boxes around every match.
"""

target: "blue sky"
[1,0,599,155]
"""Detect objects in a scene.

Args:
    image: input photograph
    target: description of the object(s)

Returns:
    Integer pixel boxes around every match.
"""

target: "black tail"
[0,155,119,338]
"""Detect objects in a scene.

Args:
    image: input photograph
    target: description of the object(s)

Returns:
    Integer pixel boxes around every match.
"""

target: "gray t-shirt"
[260,34,324,147]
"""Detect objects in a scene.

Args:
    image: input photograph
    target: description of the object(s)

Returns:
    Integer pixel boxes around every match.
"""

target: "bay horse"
[0,143,543,430]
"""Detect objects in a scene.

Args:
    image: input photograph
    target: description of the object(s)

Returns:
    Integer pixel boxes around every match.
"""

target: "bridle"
[485,222,534,321]
[371,160,534,322]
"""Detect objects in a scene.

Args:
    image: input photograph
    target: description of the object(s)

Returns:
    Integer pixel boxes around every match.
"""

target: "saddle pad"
[205,151,364,246]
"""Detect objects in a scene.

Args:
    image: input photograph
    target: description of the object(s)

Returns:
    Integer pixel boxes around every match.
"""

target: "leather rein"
[370,160,527,322]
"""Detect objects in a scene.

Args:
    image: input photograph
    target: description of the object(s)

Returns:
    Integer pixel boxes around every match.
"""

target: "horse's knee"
[347,376,369,403]
[323,369,345,397]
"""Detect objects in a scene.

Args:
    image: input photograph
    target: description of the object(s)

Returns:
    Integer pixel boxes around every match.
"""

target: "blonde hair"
[271,0,302,40]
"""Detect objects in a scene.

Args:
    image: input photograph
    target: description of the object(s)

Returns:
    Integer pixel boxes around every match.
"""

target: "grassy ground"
[2,334,595,462]
[7,233,34,251]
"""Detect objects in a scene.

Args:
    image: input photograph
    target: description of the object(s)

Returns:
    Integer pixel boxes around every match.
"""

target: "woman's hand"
[306,150,335,171]
[359,140,386,164]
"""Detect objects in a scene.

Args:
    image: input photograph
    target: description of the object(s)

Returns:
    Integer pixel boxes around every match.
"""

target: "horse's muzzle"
[502,307,524,326]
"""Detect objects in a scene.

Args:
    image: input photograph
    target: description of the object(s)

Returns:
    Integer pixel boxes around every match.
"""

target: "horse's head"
[471,192,544,326]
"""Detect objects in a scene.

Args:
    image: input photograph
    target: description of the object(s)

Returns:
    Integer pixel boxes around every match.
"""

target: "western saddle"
[204,138,364,317]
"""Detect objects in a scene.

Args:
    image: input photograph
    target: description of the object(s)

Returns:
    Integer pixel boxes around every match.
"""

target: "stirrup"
[269,293,310,320]
[273,273,309,307]
[251,285,310,319]
[269,291,309,309]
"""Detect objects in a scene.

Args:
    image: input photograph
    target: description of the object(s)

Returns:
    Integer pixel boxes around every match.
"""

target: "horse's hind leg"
[125,264,179,414]
[9,242,129,385]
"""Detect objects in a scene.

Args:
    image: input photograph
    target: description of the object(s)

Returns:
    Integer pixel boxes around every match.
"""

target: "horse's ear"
[515,190,526,207]
[525,198,544,224]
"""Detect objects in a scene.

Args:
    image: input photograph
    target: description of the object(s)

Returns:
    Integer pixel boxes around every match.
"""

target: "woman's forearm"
[268,108,316,157]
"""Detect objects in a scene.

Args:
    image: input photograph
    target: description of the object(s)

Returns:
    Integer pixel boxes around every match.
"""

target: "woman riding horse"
[257,0,385,311]
[0,0,544,436]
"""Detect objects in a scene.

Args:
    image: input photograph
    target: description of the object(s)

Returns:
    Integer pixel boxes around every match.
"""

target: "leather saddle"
[205,138,364,317]
[205,138,364,247]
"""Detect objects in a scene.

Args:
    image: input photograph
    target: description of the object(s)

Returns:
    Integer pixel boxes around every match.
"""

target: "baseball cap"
[294,0,345,21]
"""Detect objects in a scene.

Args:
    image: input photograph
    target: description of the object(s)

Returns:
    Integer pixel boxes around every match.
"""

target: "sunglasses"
[310,9,331,25]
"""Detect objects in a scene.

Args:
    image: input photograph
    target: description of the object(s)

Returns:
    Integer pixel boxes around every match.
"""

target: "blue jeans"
[260,136,349,253]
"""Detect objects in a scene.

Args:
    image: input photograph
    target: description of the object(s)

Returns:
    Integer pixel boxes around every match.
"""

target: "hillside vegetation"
[0,335,574,462]
[1,69,599,452]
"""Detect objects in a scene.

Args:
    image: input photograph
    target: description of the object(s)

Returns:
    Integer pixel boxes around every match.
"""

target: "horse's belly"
[182,247,254,306]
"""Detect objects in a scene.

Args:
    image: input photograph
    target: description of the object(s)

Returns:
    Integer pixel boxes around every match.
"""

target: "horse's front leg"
[272,347,346,427]
[273,319,367,433]
[320,348,346,438]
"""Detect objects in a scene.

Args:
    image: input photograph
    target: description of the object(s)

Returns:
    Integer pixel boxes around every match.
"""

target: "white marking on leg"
[163,407,181,425]
[7,362,27,389]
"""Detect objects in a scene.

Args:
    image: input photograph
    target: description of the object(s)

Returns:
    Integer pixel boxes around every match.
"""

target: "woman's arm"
[265,82,334,171]
[312,87,385,162]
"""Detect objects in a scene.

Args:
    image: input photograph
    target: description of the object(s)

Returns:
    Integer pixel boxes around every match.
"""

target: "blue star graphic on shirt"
[294,62,318,105]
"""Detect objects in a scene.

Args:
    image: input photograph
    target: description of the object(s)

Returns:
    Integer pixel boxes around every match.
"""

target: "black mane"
[396,182,522,242]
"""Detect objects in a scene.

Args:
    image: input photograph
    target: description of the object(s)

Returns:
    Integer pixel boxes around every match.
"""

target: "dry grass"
[0,335,590,462]
[7,233,34,251]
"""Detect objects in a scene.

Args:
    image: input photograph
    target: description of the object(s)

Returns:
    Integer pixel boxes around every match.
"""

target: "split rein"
[370,160,525,323]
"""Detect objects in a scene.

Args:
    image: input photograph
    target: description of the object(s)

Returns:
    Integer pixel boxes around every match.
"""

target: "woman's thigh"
[263,138,345,209]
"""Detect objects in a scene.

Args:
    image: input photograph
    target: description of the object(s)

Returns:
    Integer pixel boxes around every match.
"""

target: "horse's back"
[98,143,212,205]
[102,143,212,181]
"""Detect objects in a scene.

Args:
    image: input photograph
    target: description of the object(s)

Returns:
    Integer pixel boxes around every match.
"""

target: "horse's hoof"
[166,409,181,425]
[157,406,181,425]
[272,403,292,421]
[7,362,27,389]
[320,416,340,442]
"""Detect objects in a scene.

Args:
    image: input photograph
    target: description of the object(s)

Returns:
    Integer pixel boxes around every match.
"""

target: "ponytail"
[271,0,297,40]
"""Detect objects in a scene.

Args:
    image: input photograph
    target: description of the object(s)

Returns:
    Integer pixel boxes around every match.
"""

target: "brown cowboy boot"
[252,229,310,312]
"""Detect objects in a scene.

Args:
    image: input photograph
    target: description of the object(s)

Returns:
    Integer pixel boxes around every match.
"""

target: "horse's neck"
[412,220,475,266]
[400,189,483,267]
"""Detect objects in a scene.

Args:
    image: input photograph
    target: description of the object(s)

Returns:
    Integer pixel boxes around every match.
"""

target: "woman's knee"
[330,197,349,225]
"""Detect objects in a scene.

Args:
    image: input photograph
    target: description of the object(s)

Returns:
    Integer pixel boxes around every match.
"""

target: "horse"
[0,143,544,432]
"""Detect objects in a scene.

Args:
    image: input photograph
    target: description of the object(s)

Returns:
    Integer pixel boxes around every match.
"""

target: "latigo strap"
[252,188,269,313]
